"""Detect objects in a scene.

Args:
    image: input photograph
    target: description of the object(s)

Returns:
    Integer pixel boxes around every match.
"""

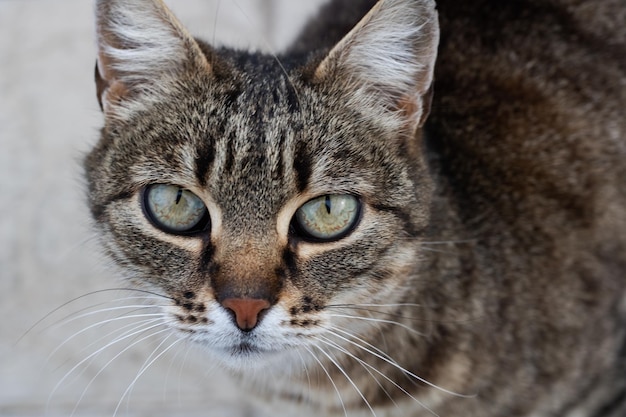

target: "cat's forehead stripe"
[293,141,312,193]
[194,134,215,188]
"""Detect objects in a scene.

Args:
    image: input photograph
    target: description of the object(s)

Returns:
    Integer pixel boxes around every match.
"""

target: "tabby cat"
[86,0,626,415]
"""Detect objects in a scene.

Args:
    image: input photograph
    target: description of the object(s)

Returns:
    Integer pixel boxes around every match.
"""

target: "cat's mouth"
[175,326,272,356]
[208,341,283,367]
[183,328,279,358]
[230,341,260,355]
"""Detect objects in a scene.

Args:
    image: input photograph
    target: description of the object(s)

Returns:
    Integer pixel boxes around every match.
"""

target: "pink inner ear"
[395,86,434,131]
[94,61,111,110]
[398,95,419,119]
[409,84,434,129]
[95,56,131,112]
[95,40,123,111]
[95,62,108,111]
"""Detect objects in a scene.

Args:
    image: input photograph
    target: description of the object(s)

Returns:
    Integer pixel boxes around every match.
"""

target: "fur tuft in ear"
[95,0,211,117]
[315,0,439,133]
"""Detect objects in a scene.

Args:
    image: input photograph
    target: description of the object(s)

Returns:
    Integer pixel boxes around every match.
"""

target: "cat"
[85,0,626,416]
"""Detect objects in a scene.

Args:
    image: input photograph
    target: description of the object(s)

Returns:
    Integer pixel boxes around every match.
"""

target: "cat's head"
[86,0,439,370]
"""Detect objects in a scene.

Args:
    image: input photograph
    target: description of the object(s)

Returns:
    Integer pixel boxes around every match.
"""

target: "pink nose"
[221,298,271,331]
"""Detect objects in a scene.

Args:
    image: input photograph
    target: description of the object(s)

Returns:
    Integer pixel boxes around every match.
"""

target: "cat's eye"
[293,195,361,241]
[143,184,210,235]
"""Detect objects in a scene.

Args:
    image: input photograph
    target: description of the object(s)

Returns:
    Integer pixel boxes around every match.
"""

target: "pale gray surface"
[0,1,325,416]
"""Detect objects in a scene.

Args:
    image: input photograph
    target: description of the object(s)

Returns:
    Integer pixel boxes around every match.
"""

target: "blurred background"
[0,1,326,416]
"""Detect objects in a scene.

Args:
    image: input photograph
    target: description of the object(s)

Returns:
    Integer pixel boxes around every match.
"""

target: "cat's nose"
[221,298,271,332]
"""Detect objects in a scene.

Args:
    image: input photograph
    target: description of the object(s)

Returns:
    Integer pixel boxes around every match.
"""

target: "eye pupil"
[325,195,332,214]
[175,188,183,205]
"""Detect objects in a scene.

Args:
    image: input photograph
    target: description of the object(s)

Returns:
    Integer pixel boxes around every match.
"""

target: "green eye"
[143,184,210,235]
[294,195,361,241]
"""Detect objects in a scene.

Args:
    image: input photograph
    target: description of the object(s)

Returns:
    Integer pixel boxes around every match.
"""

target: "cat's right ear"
[95,0,211,118]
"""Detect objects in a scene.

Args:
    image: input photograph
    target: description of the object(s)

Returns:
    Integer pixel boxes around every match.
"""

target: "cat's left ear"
[314,0,439,134]
[95,0,212,117]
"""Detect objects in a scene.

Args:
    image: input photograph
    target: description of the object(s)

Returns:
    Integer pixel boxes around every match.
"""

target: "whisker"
[326,303,431,324]
[328,305,485,326]
[399,238,477,245]
[17,288,172,345]
[177,343,194,407]
[112,336,182,417]
[301,345,348,417]
[328,303,424,309]
[421,240,475,245]
[294,348,312,397]
[47,312,167,363]
[211,0,222,52]
[326,313,426,337]
[51,317,166,373]
[330,324,395,363]
[311,341,378,417]
[162,335,187,403]
[122,333,177,415]
[419,246,458,254]
[57,232,101,262]
[48,321,168,407]
[393,237,477,254]
[319,331,443,417]
[316,334,398,411]
[230,0,301,108]
[321,327,473,399]
[69,326,173,417]
[48,302,164,332]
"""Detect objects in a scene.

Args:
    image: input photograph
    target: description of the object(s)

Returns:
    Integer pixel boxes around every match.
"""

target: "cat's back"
[424,2,626,415]
[428,0,626,236]
[433,0,625,113]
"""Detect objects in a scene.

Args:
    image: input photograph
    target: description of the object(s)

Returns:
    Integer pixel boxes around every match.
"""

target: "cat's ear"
[314,0,439,133]
[95,0,211,117]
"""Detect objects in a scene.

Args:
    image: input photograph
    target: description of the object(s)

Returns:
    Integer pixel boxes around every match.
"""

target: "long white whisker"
[294,348,312,396]
[51,317,166,373]
[326,304,428,324]
[397,238,476,245]
[327,313,425,337]
[317,334,398,410]
[323,327,473,399]
[328,303,423,309]
[112,337,182,417]
[123,333,177,415]
[301,345,348,417]
[162,335,187,402]
[177,343,194,407]
[48,320,167,407]
[18,289,172,344]
[319,332,441,417]
[398,238,476,254]
[331,324,395,363]
[311,341,377,417]
[211,0,221,50]
[47,312,167,362]
[68,326,172,417]
[49,302,166,331]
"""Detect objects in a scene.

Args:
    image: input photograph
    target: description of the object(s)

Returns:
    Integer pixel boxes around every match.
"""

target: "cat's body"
[86,0,626,416]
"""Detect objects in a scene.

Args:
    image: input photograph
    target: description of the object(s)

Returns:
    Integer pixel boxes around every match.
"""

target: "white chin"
[203,342,288,371]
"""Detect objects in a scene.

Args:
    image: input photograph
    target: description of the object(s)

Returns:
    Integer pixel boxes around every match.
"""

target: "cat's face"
[87,0,438,370]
